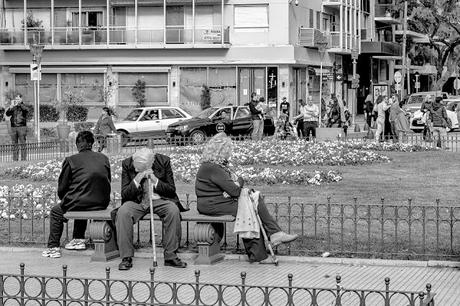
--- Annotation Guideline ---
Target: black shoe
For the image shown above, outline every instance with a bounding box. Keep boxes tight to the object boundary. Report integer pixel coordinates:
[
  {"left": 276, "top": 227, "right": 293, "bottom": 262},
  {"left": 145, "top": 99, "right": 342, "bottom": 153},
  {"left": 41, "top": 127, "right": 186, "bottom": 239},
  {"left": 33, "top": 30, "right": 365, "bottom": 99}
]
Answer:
[
  {"left": 164, "top": 258, "right": 187, "bottom": 268},
  {"left": 118, "top": 257, "right": 133, "bottom": 270}
]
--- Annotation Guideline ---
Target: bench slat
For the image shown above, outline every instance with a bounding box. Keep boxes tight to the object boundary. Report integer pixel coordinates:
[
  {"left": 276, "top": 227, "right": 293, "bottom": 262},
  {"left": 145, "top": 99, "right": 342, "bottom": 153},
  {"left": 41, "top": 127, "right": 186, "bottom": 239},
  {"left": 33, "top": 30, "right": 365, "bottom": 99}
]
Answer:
[{"left": 64, "top": 208, "right": 235, "bottom": 222}]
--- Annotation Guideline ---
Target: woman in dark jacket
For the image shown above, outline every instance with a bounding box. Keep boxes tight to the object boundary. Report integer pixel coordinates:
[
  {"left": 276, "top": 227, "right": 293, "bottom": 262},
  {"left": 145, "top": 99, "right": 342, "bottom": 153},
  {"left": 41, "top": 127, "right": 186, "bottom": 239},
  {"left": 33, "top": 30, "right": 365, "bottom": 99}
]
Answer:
[
  {"left": 195, "top": 133, "right": 298, "bottom": 263},
  {"left": 94, "top": 107, "right": 117, "bottom": 152}
]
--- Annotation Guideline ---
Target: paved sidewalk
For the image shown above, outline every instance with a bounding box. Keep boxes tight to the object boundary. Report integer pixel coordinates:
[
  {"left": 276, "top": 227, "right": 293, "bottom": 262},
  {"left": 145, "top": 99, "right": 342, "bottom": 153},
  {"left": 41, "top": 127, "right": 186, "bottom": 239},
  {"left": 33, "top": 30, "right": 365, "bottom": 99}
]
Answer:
[{"left": 0, "top": 247, "right": 459, "bottom": 304}]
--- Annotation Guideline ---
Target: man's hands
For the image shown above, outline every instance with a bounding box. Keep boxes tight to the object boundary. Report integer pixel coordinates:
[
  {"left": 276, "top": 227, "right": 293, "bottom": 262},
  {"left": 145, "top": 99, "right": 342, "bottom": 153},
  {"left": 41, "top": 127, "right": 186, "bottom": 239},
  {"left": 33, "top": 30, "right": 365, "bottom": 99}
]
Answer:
[{"left": 134, "top": 169, "right": 159, "bottom": 186}]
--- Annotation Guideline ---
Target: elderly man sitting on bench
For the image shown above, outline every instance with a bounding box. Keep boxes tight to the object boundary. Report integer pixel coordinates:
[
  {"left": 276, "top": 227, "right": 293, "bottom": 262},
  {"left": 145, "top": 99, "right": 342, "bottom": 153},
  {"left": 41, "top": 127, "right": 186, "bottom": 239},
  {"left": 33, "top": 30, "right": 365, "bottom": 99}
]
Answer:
[
  {"left": 42, "top": 131, "right": 112, "bottom": 258},
  {"left": 114, "top": 147, "right": 189, "bottom": 270}
]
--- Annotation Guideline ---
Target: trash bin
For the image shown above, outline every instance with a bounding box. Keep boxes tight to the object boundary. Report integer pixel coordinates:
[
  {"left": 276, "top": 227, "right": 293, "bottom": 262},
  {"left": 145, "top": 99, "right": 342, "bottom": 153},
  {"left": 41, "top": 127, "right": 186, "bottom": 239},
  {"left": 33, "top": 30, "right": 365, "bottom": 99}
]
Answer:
[{"left": 106, "top": 133, "right": 121, "bottom": 154}]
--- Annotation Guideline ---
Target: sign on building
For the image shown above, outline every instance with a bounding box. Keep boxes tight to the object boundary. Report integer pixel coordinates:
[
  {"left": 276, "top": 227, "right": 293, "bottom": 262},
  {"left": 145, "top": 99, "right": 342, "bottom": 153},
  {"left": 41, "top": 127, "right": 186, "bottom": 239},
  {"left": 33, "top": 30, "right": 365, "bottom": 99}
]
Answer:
[{"left": 202, "top": 29, "right": 222, "bottom": 41}]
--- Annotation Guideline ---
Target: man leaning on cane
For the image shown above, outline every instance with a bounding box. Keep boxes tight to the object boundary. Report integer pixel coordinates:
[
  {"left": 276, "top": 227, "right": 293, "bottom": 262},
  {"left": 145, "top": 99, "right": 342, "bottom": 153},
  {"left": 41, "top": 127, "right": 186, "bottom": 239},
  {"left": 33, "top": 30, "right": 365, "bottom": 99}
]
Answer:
[{"left": 114, "top": 147, "right": 189, "bottom": 270}]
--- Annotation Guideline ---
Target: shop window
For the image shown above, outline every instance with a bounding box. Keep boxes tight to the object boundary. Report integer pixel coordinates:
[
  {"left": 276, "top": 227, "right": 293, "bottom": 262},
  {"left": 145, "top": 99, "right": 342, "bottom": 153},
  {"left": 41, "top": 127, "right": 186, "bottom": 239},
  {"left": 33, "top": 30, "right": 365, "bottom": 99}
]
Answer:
[
  {"left": 15, "top": 73, "right": 57, "bottom": 104},
  {"left": 61, "top": 73, "right": 104, "bottom": 103},
  {"left": 118, "top": 72, "right": 168, "bottom": 105}
]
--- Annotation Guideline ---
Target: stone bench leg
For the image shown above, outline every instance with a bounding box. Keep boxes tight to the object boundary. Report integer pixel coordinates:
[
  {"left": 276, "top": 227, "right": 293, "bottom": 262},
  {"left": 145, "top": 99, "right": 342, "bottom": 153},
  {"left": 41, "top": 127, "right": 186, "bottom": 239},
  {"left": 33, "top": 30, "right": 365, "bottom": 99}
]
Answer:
[
  {"left": 88, "top": 221, "right": 120, "bottom": 262},
  {"left": 193, "top": 222, "right": 225, "bottom": 265}
]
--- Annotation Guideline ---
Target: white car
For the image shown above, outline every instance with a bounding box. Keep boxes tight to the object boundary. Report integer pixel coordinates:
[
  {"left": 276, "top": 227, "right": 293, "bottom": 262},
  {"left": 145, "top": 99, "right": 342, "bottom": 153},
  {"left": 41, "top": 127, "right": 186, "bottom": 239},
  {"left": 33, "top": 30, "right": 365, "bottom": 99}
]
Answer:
[
  {"left": 115, "top": 106, "right": 192, "bottom": 142},
  {"left": 410, "top": 108, "right": 459, "bottom": 132}
]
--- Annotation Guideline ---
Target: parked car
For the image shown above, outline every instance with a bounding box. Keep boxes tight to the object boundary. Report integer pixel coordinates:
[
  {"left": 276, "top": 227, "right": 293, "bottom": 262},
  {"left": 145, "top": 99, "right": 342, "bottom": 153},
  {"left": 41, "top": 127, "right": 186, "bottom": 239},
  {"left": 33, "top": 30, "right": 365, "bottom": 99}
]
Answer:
[
  {"left": 166, "top": 105, "right": 276, "bottom": 144},
  {"left": 114, "top": 106, "right": 192, "bottom": 143},
  {"left": 403, "top": 91, "right": 449, "bottom": 115},
  {"left": 409, "top": 96, "right": 460, "bottom": 132}
]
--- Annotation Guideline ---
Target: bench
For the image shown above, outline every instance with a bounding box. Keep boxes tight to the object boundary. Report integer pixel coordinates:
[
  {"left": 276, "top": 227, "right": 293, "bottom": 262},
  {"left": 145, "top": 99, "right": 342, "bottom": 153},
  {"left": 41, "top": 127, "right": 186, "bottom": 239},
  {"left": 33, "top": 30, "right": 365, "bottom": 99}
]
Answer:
[{"left": 63, "top": 208, "right": 235, "bottom": 265}]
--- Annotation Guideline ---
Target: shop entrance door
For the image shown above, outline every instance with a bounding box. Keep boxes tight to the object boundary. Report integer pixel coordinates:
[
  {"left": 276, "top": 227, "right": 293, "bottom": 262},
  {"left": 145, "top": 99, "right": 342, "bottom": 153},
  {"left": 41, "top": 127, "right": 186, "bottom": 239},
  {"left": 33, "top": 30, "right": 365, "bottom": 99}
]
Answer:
[{"left": 238, "top": 68, "right": 266, "bottom": 105}]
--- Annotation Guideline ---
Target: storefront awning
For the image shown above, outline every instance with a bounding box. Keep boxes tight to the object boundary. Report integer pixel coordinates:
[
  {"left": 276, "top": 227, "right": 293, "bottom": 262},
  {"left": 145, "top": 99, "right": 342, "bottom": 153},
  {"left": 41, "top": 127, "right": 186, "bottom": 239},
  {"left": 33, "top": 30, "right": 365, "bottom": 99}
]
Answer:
[{"left": 110, "top": 0, "right": 223, "bottom": 6}]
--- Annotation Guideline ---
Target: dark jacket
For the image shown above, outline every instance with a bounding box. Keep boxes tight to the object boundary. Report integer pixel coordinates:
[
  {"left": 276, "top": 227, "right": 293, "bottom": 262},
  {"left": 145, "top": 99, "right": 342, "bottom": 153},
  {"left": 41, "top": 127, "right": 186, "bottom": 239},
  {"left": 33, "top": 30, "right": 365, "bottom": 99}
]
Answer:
[
  {"left": 94, "top": 115, "right": 117, "bottom": 136},
  {"left": 195, "top": 162, "right": 244, "bottom": 216},
  {"left": 121, "top": 153, "right": 187, "bottom": 212},
  {"left": 430, "top": 102, "right": 448, "bottom": 128},
  {"left": 58, "top": 149, "right": 111, "bottom": 213},
  {"left": 5, "top": 103, "right": 28, "bottom": 127},
  {"left": 249, "top": 100, "right": 263, "bottom": 120}
]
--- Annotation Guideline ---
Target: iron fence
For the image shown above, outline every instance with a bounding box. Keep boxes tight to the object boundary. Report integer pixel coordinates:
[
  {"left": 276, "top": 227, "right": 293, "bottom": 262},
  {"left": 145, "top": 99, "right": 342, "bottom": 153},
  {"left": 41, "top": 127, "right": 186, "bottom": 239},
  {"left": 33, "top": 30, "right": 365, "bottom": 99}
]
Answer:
[
  {"left": 1, "top": 193, "right": 459, "bottom": 260},
  {"left": 0, "top": 135, "right": 256, "bottom": 162},
  {"left": 0, "top": 263, "right": 435, "bottom": 306}
]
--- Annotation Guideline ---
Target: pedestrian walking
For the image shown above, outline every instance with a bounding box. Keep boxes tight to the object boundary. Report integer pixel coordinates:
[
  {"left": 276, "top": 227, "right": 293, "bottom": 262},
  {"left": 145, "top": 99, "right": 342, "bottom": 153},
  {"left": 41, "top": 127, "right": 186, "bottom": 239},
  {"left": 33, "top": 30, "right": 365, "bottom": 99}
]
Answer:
[
  {"left": 249, "top": 93, "right": 264, "bottom": 141},
  {"left": 94, "top": 106, "right": 117, "bottom": 152},
  {"left": 364, "top": 92, "right": 374, "bottom": 129},
  {"left": 280, "top": 97, "right": 290, "bottom": 118},
  {"left": 373, "top": 95, "right": 392, "bottom": 142},
  {"left": 430, "top": 97, "right": 449, "bottom": 149},
  {"left": 294, "top": 99, "right": 305, "bottom": 138},
  {"left": 294, "top": 95, "right": 319, "bottom": 141},
  {"left": 5, "top": 94, "right": 28, "bottom": 161}
]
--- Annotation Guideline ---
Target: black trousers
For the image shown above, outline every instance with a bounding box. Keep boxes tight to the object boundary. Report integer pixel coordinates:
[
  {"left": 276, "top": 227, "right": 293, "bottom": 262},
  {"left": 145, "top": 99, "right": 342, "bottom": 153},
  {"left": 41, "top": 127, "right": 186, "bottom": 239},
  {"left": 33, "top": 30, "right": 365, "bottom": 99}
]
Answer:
[
  {"left": 303, "top": 121, "right": 317, "bottom": 141},
  {"left": 296, "top": 119, "right": 304, "bottom": 138},
  {"left": 47, "top": 204, "right": 87, "bottom": 248}
]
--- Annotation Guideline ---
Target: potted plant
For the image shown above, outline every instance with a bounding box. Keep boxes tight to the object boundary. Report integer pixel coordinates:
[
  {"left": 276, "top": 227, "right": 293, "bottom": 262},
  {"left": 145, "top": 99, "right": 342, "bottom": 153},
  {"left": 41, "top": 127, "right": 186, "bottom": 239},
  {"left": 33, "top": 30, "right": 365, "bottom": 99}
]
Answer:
[
  {"left": 22, "top": 11, "right": 44, "bottom": 44},
  {"left": 132, "top": 78, "right": 146, "bottom": 107}
]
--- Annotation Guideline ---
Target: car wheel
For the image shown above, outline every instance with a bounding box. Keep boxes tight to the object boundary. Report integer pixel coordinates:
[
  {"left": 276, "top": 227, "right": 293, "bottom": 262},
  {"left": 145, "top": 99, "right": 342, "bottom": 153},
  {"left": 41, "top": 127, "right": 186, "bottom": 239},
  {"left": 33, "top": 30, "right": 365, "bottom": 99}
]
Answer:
[
  {"left": 189, "top": 130, "right": 206, "bottom": 145},
  {"left": 118, "top": 130, "right": 130, "bottom": 147}
]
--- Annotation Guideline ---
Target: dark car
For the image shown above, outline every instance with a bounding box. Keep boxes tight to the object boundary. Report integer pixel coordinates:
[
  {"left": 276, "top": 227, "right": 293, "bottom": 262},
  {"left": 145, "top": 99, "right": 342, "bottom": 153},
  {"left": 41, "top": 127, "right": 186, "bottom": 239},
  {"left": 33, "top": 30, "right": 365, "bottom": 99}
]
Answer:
[{"left": 166, "top": 105, "right": 275, "bottom": 144}]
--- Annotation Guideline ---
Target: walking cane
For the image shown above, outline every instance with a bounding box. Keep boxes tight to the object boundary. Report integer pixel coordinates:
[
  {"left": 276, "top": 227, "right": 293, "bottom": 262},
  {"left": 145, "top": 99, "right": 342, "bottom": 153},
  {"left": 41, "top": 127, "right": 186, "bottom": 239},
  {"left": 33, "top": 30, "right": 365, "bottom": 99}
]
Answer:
[
  {"left": 148, "top": 177, "right": 158, "bottom": 267},
  {"left": 250, "top": 190, "right": 278, "bottom": 266}
]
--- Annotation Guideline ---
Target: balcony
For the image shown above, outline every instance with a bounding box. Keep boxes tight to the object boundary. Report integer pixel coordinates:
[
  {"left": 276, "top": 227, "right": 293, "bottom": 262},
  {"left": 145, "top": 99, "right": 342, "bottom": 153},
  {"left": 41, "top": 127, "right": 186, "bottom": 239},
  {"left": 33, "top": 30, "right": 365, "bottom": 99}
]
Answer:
[
  {"left": 0, "top": 26, "right": 231, "bottom": 49},
  {"left": 327, "top": 31, "right": 358, "bottom": 54},
  {"left": 322, "top": 0, "right": 342, "bottom": 9},
  {"left": 361, "top": 41, "right": 402, "bottom": 56},
  {"left": 298, "top": 28, "right": 325, "bottom": 48},
  {"left": 375, "top": 4, "right": 400, "bottom": 24}
]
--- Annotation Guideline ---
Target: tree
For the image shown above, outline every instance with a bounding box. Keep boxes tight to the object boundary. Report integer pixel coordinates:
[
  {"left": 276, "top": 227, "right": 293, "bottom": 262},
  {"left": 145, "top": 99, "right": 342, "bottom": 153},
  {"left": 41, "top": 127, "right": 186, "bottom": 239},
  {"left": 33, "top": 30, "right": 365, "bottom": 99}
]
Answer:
[
  {"left": 400, "top": 0, "right": 460, "bottom": 89},
  {"left": 132, "top": 79, "right": 146, "bottom": 107}
]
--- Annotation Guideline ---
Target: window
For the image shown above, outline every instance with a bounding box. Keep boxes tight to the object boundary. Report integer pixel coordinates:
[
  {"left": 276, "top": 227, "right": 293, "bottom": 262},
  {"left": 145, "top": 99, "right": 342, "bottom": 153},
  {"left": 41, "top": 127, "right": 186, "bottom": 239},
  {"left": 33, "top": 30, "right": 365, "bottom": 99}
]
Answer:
[
  {"left": 161, "top": 108, "right": 185, "bottom": 119},
  {"left": 234, "top": 5, "right": 268, "bottom": 28},
  {"left": 61, "top": 73, "right": 104, "bottom": 103},
  {"left": 309, "top": 9, "right": 314, "bottom": 28},
  {"left": 140, "top": 109, "right": 159, "bottom": 121},
  {"left": 72, "top": 11, "right": 104, "bottom": 28},
  {"left": 235, "top": 107, "right": 250, "bottom": 119},
  {"left": 118, "top": 73, "right": 168, "bottom": 105},
  {"left": 316, "top": 11, "right": 321, "bottom": 29},
  {"left": 15, "top": 74, "right": 57, "bottom": 104}
]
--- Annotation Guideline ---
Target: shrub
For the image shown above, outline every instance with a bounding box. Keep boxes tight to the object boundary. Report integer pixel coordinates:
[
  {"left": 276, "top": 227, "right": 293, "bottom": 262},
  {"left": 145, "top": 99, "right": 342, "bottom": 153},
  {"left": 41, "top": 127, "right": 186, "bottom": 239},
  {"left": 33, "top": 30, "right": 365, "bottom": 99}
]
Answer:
[
  {"left": 23, "top": 103, "right": 34, "bottom": 121},
  {"left": 41, "top": 127, "right": 56, "bottom": 138},
  {"left": 74, "top": 122, "right": 94, "bottom": 132},
  {"left": 67, "top": 105, "right": 88, "bottom": 122},
  {"left": 40, "top": 104, "right": 59, "bottom": 122},
  {"left": 132, "top": 79, "right": 146, "bottom": 107}
]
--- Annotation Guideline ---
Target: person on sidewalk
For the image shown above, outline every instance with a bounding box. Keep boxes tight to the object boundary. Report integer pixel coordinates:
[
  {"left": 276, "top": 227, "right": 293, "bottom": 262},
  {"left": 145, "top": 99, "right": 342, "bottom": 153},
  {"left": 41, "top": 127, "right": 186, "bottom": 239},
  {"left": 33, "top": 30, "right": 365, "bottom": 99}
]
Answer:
[
  {"left": 42, "top": 131, "right": 111, "bottom": 258},
  {"left": 430, "top": 97, "right": 449, "bottom": 149},
  {"left": 5, "top": 94, "right": 29, "bottom": 161},
  {"left": 373, "top": 95, "right": 392, "bottom": 142},
  {"left": 294, "top": 99, "right": 305, "bottom": 138},
  {"left": 280, "top": 97, "right": 290, "bottom": 118},
  {"left": 249, "top": 93, "right": 264, "bottom": 141},
  {"left": 114, "top": 147, "right": 189, "bottom": 270},
  {"left": 364, "top": 92, "right": 374, "bottom": 130},
  {"left": 195, "top": 133, "right": 298, "bottom": 264},
  {"left": 295, "top": 95, "right": 319, "bottom": 141},
  {"left": 94, "top": 107, "right": 117, "bottom": 153}
]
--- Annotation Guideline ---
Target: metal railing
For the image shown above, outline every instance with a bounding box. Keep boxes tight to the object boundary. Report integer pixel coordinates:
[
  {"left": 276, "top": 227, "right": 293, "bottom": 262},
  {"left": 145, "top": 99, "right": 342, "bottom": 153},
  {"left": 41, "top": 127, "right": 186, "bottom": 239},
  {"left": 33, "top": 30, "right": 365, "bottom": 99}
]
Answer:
[
  {"left": 1, "top": 194, "right": 459, "bottom": 260},
  {"left": 0, "top": 263, "right": 435, "bottom": 305},
  {"left": 0, "top": 26, "right": 230, "bottom": 47}
]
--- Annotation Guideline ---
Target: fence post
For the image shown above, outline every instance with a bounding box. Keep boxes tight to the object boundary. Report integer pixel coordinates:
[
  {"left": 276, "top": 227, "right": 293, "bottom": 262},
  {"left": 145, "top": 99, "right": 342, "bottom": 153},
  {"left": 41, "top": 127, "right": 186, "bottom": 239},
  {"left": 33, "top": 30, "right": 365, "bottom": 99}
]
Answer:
[
  {"left": 423, "top": 283, "right": 435, "bottom": 306},
  {"left": 19, "top": 263, "right": 25, "bottom": 306},
  {"left": 327, "top": 197, "right": 331, "bottom": 251},
  {"left": 62, "top": 265, "right": 67, "bottom": 306},
  {"left": 287, "top": 274, "right": 293, "bottom": 306},
  {"left": 384, "top": 277, "right": 390, "bottom": 306},
  {"left": 335, "top": 275, "right": 342, "bottom": 306},
  {"left": 408, "top": 199, "right": 412, "bottom": 253},
  {"left": 195, "top": 270, "right": 200, "bottom": 306},
  {"left": 240, "top": 272, "right": 247, "bottom": 306},
  {"left": 353, "top": 198, "right": 358, "bottom": 253},
  {"left": 105, "top": 267, "right": 111, "bottom": 306},
  {"left": 380, "top": 198, "right": 385, "bottom": 253},
  {"left": 0, "top": 273, "right": 4, "bottom": 306},
  {"left": 435, "top": 199, "right": 440, "bottom": 258}
]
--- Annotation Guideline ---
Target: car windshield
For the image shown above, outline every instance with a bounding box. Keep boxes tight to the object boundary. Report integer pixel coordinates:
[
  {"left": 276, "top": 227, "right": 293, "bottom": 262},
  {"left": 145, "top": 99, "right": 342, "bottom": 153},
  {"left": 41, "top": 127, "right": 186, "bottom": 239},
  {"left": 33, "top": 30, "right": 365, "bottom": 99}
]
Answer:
[
  {"left": 125, "top": 109, "right": 143, "bottom": 121},
  {"left": 407, "top": 95, "right": 425, "bottom": 105},
  {"left": 196, "top": 107, "right": 219, "bottom": 119}
]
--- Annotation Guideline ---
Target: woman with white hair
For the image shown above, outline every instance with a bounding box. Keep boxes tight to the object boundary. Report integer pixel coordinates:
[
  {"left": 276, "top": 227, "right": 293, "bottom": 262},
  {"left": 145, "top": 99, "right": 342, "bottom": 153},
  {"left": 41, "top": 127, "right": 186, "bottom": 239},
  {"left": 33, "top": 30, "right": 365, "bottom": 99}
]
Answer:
[{"left": 195, "top": 133, "right": 298, "bottom": 264}]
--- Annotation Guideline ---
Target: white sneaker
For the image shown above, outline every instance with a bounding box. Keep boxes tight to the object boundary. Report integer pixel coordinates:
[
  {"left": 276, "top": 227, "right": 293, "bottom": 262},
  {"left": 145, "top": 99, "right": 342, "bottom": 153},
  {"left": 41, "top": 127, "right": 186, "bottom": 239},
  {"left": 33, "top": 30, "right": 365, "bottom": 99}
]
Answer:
[
  {"left": 64, "top": 239, "right": 87, "bottom": 250},
  {"left": 42, "top": 247, "right": 61, "bottom": 258}
]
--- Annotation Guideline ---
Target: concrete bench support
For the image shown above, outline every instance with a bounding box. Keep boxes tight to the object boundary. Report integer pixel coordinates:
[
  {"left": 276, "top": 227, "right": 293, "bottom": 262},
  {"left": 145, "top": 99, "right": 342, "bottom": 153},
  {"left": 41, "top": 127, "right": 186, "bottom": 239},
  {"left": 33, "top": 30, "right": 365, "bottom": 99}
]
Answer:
[
  {"left": 194, "top": 222, "right": 225, "bottom": 265},
  {"left": 88, "top": 221, "right": 119, "bottom": 262}
]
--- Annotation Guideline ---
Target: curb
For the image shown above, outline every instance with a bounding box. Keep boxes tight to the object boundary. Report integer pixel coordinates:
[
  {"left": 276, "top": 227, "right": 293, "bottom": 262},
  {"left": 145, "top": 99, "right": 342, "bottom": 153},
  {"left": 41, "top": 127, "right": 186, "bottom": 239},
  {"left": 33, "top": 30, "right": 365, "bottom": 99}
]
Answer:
[{"left": 1, "top": 246, "right": 459, "bottom": 268}]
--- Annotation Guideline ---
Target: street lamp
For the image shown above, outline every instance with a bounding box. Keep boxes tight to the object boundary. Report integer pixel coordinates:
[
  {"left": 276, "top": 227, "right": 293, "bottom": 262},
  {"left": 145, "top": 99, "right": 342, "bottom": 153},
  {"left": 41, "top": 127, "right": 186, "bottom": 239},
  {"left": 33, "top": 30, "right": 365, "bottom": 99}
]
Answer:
[
  {"left": 317, "top": 38, "right": 328, "bottom": 128},
  {"left": 29, "top": 43, "right": 44, "bottom": 143}
]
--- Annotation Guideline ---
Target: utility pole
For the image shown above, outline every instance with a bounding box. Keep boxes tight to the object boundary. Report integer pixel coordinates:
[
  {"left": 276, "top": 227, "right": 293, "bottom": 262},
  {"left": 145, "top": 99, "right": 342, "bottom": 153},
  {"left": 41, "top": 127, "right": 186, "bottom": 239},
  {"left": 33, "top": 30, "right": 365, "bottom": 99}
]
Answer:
[{"left": 401, "top": 0, "right": 408, "bottom": 98}]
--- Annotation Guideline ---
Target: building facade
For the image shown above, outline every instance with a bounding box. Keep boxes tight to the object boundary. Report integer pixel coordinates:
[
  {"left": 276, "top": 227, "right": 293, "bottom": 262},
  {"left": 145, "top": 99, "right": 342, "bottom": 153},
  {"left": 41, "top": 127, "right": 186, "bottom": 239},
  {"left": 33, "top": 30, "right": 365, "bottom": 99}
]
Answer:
[{"left": 0, "top": 0, "right": 365, "bottom": 119}]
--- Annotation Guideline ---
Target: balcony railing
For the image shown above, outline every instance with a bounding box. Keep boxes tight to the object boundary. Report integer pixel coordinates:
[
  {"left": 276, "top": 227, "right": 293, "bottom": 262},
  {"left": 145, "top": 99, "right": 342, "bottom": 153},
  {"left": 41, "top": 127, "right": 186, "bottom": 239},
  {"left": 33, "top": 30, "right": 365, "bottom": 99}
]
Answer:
[{"left": 0, "top": 25, "right": 230, "bottom": 47}]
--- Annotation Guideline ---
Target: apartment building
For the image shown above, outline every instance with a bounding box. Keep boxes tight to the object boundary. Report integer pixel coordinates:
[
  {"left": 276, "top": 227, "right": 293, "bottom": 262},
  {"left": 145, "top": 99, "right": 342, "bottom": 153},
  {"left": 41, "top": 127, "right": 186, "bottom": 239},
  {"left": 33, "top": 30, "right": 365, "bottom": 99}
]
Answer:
[{"left": 0, "top": 0, "right": 364, "bottom": 119}]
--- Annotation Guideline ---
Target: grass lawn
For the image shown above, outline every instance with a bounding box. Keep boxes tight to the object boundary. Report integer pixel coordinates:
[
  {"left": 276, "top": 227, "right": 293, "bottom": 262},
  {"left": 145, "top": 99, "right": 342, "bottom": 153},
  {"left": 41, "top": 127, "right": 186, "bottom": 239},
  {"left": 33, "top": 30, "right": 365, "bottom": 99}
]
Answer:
[{"left": 1, "top": 148, "right": 459, "bottom": 259}]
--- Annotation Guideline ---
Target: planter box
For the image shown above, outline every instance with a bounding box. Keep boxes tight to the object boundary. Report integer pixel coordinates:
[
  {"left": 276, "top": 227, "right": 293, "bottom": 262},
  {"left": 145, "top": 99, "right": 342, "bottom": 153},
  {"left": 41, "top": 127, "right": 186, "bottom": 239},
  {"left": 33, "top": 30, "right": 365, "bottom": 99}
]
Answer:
[{"left": 316, "top": 127, "right": 343, "bottom": 141}]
